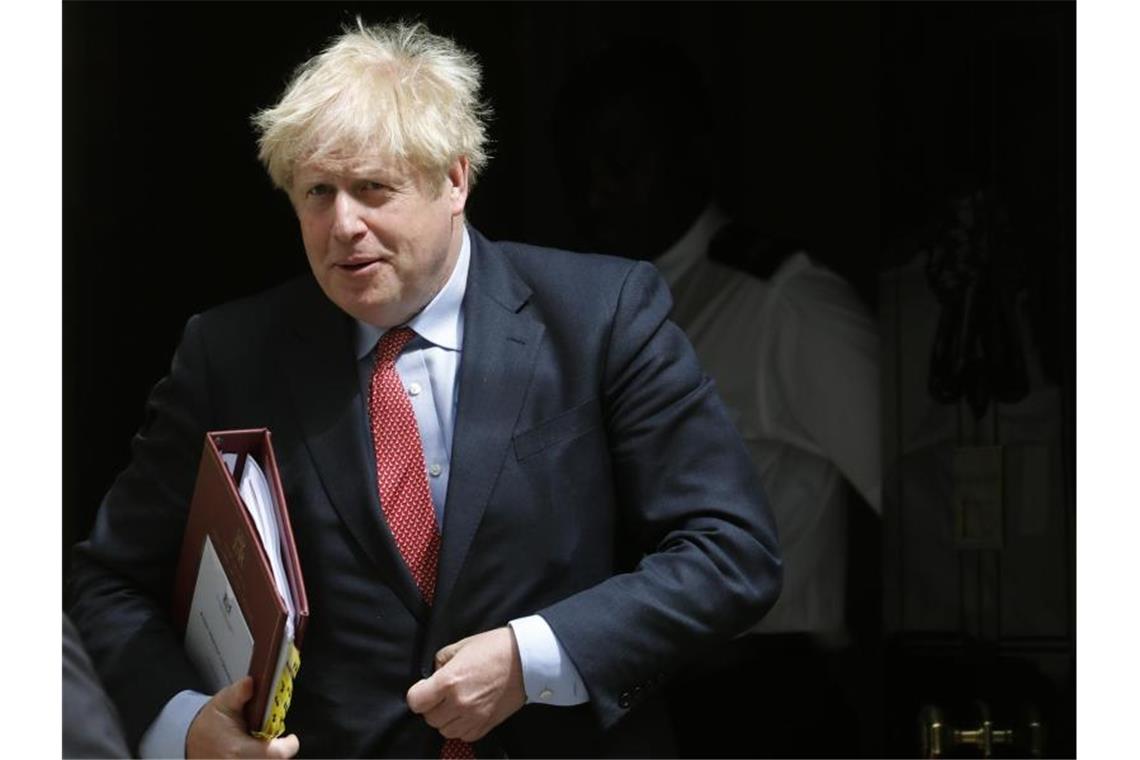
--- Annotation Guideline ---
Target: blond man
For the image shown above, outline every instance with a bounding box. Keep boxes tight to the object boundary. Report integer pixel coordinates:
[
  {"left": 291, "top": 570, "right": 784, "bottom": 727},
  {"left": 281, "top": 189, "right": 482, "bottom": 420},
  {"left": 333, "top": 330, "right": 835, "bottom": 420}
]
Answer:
[{"left": 69, "top": 21, "right": 781, "bottom": 758}]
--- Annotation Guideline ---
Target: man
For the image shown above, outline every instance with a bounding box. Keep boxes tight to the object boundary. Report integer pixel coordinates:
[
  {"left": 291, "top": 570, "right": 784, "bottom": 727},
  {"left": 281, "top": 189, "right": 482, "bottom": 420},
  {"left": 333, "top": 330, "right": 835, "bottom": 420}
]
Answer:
[
  {"left": 63, "top": 613, "right": 130, "bottom": 759},
  {"left": 554, "top": 41, "right": 881, "bottom": 757},
  {"left": 67, "top": 20, "right": 781, "bottom": 759}
]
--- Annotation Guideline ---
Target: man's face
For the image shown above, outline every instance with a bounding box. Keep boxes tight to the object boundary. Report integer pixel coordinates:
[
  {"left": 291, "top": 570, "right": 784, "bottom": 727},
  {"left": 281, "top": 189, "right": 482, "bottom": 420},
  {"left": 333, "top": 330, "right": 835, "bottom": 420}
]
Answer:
[{"left": 291, "top": 155, "right": 469, "bottom": 327}]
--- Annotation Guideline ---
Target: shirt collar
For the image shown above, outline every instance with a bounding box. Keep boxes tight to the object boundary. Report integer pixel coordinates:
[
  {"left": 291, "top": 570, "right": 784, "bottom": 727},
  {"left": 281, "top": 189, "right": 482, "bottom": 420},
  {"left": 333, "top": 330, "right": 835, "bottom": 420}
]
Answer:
[
  {"left": 653, "top": 203, "right": 730, "bottom": 288},
  {"left": 354, "top": 224, "right": 470, "bottom": 359}
]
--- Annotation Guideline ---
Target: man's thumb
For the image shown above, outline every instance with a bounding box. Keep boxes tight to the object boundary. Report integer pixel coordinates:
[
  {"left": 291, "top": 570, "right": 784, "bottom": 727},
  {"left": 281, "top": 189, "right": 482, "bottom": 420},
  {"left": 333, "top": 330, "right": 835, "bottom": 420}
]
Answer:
[
  {"left": 434, "top": 643, "right": 459, "bottom": 669},
  {"left": 435, "top": 633, "right": 475, "bottom": 669},
  {"left": 217, "top": 675, "right": 254, "bottom": 714}
]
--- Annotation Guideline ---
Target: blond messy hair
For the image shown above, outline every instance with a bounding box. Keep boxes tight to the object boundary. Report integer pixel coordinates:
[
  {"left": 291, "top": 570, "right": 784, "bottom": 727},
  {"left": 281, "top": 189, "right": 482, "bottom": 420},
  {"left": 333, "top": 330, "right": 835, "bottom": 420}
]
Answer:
[{"left": 252, "top": 19, "right": 491, "bottom": 193}]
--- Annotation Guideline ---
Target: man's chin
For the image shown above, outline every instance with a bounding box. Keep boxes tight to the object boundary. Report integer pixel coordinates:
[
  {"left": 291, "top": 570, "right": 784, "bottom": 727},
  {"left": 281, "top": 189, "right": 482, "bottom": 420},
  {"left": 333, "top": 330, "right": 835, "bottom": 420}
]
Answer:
[
  {"left": 343, "top": 298, "right": 417, "bottom": 330},
  {"left": 318, "top": 282, "right": 403, "bottom": 328}
]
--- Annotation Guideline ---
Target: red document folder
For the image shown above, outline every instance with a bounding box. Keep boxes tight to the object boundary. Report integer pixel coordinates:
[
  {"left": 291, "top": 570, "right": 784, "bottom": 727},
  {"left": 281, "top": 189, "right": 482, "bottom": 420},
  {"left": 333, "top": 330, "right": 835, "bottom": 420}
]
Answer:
[{"left": 171, "top": 429, "right": 309, "bottom": 737}]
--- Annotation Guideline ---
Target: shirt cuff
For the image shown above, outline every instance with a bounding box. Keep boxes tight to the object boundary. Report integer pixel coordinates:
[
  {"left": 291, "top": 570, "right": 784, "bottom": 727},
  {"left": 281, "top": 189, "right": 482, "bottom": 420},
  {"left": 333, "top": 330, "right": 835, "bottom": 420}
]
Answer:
[
  {"left": 138, "top": 689, "right": 210, "bottom": 759},
  {"left": 508, "top": 615, "right": 588, "bottom": 706}
]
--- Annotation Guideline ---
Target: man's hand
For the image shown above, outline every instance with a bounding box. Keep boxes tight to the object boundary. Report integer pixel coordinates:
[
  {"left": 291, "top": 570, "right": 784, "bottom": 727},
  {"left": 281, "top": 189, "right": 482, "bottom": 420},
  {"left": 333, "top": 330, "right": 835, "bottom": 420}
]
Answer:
[
  {"left": 406, "top": 627, "right": 527, "bottom": 743},
  {"left": 186, "top": 676, "right": 300, "bottom": 759}
]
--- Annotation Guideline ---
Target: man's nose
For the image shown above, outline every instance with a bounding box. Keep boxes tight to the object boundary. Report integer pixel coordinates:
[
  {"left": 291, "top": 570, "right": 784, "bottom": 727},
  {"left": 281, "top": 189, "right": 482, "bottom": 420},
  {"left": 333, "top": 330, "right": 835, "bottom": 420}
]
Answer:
[{"left": 331, "top": 192, "right": 368, "bottom": 242}]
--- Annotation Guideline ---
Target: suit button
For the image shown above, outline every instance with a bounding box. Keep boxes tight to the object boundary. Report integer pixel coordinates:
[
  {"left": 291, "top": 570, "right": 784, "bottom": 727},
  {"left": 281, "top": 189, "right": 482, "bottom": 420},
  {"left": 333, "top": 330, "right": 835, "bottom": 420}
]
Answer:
[{"left": 618, "top": 691, "right": 632, "bottom": 709}]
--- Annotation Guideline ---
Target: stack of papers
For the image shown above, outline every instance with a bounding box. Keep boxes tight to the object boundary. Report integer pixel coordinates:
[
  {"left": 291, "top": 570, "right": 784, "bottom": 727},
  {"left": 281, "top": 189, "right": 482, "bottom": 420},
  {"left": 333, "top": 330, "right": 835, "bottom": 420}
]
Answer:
[{"left": 222, "top": 453, "right": 298, "bottom": 640}]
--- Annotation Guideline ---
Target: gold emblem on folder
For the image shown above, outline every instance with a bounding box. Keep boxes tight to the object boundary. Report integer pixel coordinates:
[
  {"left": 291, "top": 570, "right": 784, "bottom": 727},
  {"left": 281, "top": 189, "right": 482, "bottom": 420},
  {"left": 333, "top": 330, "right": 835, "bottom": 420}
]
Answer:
[{"left": 231, "top": 531, "right": 248, "bottom": 571}]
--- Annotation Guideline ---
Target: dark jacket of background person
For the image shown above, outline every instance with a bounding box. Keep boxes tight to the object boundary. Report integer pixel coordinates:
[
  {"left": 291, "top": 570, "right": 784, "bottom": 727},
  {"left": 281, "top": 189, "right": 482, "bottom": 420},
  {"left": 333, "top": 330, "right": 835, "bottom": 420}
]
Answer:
[{"left": 63, "top": 613, "right": 130, "bottom": 759}]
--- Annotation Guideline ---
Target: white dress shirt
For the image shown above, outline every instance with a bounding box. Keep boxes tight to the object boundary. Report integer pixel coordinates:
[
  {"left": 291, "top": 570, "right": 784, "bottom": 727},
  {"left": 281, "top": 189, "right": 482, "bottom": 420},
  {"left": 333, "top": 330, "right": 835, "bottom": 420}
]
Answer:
[
  {"left": 139, "top": 226, "right": 585, "bottom": 759},
  {"left": 655, "top": 205, "right": 881, "bottom": 638}
]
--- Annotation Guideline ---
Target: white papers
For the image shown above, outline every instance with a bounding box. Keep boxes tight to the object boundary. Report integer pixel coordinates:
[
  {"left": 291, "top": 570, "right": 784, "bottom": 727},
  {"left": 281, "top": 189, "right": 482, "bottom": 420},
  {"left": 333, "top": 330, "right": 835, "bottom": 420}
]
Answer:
[
  {"left": 237, "top": 456, "right": 296, "bottom": 638},
  {"left": 220, "top": 452, "right": 296, "bottom": 637},
  {"left": 184, "top": 536, "right": 254, "bottom": 693}
]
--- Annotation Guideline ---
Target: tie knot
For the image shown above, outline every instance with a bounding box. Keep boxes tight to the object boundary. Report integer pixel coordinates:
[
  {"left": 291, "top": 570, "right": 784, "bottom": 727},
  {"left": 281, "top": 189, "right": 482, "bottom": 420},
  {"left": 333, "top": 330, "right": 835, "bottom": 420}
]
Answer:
[{"left": 376, "top": 327, "right": 416, "bottom": 366}]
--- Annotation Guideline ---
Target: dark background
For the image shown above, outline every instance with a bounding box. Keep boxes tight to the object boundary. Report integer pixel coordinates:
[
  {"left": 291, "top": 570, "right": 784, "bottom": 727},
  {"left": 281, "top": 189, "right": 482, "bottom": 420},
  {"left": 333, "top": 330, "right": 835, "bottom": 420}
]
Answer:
[
  {"left": 64, "top": 2, "right": 1074, "bottom": 756},
  {"left": 64, "top": 1, "right": 885, "bottom": 563}
]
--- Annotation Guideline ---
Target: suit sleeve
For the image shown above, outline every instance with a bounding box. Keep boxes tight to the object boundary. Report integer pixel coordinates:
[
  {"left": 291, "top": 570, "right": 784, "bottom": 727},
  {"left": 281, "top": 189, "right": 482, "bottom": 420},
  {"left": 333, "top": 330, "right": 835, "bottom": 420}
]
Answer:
[
  {"left": 66, "top": 315, "right": 215, "bottom": 750},
  {"left": 537, "top": 261, "right": 783, "bottom": 731}
]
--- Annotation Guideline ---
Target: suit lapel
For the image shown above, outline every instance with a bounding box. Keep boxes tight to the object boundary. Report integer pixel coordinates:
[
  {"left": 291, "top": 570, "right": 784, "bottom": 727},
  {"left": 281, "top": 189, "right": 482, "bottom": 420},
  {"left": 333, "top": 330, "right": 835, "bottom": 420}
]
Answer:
[
  {"left": 282, "top": 280, "right": 429, "bottom": 622},
  {"left": 433, "top": 231, "right": 544, "bottom": 619}
]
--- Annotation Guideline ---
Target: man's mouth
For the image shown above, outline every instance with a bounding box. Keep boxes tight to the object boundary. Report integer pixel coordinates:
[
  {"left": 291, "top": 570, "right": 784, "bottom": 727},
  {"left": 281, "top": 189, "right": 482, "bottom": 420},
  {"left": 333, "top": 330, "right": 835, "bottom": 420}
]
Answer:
[{"left": 336, "top": 257, "right": 383, "bottom": 273}]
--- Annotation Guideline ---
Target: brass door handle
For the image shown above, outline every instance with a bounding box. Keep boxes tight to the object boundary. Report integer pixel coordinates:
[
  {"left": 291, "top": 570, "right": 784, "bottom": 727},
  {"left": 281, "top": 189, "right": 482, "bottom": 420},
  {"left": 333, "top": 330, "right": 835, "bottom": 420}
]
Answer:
[
  {"left": 919, "top": 702, "right": 1043, "bottom": 758},
  {"left": 919, "top": 705, "right": 948, "bottom": 758}
]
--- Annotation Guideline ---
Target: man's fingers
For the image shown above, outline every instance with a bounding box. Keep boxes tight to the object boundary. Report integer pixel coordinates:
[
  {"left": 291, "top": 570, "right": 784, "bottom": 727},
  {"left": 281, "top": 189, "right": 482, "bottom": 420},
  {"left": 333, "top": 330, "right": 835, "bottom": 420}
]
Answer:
[
  {"left": 461, "top": 725, "right": 489, "bottom": 743},
  {"left": 434, "top": 644, "right": 458, "bottom": 669},
  {"left": 422, "top": 702, "right": 460, "bottom": 730},
  {"left": 228, "top": 730, "right": 299, "bottom": 759},
  {"left": 217, "top": 676, "right": 255, "bottom": 715},
  {"left": 434, "top": 633, "right": 472, "bottom": 669},
  {"left": 438, "top": 714, "right": 487, "bottom": 743},
  {"left": 188, "top": 677, "right": 298, "bottom": 758},
  {"left": 437, "top": 713, "right": 468, "bottom": 739},
  {"left": 264, "top": 733, "right": 300, "bottom": 759},
  {"left": 407, "top": 676, "right": 446, "bottom": 715},
  {"left": 413, "top": 628, "right": 526, "bottom": 743}
]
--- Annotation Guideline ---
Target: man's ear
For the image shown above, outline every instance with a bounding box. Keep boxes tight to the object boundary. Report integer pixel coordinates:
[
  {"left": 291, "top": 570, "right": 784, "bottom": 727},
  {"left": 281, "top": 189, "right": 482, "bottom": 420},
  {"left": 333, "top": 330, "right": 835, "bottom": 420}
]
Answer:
[{"left": 446, "top": 156, "right": 470, "bottom": 215}]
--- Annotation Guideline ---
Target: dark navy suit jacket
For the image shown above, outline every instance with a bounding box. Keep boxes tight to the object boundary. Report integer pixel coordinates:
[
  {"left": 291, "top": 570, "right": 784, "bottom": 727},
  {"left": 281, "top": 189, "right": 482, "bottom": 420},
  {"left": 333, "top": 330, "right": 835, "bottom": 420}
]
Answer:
[{"left": 68, "top": 228, "right": 782, "bottom": 757}]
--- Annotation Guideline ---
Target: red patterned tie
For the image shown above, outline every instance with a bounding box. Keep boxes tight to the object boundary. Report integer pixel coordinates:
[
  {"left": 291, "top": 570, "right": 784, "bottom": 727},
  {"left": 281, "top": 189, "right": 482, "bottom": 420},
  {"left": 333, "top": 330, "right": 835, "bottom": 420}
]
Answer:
[{"left": 368, "top": 327, "right": 476, "bottom": 760}]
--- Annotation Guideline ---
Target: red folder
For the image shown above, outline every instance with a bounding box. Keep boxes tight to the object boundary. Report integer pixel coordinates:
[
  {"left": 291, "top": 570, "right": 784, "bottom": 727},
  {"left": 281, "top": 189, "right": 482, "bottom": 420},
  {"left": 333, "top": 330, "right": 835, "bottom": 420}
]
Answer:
[{"left": 171, "top": 428, "right": 309, "bottom": 737}]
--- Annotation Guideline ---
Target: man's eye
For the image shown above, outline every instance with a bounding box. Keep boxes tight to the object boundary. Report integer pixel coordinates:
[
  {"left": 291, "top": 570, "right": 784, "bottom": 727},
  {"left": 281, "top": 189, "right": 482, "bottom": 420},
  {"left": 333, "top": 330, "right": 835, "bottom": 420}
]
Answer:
[
  {"left": 306, "top": 184, "right": 332, "bottom": 198},
  {"left": 362, "top": 181, "right": 387, "bottom": 192}
]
